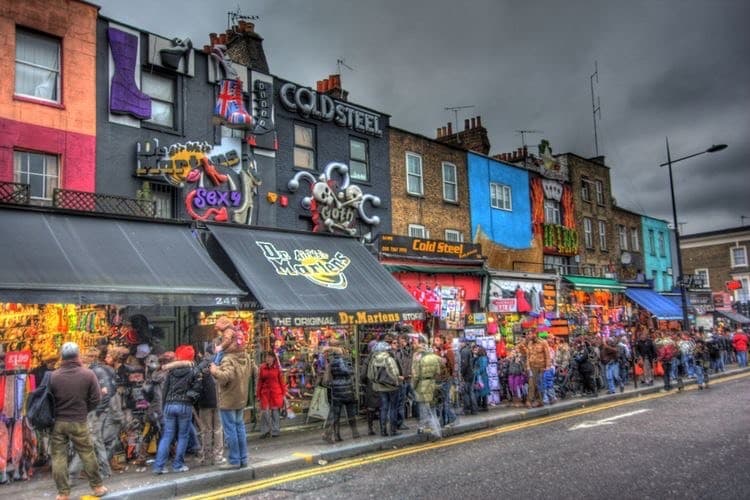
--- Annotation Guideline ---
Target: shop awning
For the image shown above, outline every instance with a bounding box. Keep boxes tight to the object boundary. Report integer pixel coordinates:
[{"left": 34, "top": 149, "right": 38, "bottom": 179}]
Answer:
[
  {"left": 206, "top": 225, "right": 425, "bottom": 325},
  {"left": 0, "top": 208, "right": 244, "bottom": 306},
  {"left": 625, "top": 288, "right": 684, "bottom": 320},
  {"left": 563, "top": 275, "right": 625, "bottom": 291},
  {"left": 715, "top": 310, "right": 750, "bottom": 325},
  {"left": 382, "top": 263, "right": 486, "bottom": 275}
]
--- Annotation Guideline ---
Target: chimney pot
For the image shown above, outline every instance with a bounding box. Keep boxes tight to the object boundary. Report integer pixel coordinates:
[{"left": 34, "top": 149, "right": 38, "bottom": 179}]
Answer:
[
  {"left": 246, "top": 22, "right": 255, "bottom": 32},
  {"left": 219, "top": 33, "right": 227, "bottom": 45},
  {"left": 464, "top": 118, "right": 470, "bottom": 130},
  {"left": 209, "top": 33, "right": 218, "bottom": 45},
  {"left": 317, "top": 80, "right": 324, "bottom": 92},
  {"left": 471, "top": 117, "right": 476, "bottom": 129},
  {"left": 203, "top": 44, "right": 211, "bottom": 53},
  {"left": 447, "top": 122, "right": 453, "bottom": 135},
  {"left": 437, "top": 127, "right": 442, "bottom": 138},
  {"left": 477, "top": 116, "right": 482, "bottom": 127},
  {"left": 332, "top": 74, "right": 341, "bottom": 89},
  {"left": 239, "top": 20, "right": 247, "bottom": 31}
]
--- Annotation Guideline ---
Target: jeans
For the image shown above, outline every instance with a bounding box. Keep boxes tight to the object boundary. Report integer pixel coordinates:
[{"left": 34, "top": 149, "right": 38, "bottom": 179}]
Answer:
[
  {"left": 439, "top": 381, "right": 456, "bottom": 425},
  {"left": 220, "top": 409, "right": 248, "bottom": 466},
  {"left": 720, "top": 351, "right": 728, "bottom": 371},
  {"left": 694, "top": 363, "right": 709, "bottom": 386},
  {"left": 378, "top": 390, "right": 399, "bottom": 433},
  {"left": 51, "top": 420, "right": 103, "bottom": 496},
  {"left": 397, "top": 381, "right": 417, "bottom": 425},
  {"left": 605, "top": 362, "right": 621, "bottom": 393},
  {"left": 462, "top": 378, "right": 479, "bottom": 412},
  {"left": 737, "top": 351, "right": 748, "bottom": 368},
  {"left": 154, "top": 402, "right": 192, "bottom": 471}
]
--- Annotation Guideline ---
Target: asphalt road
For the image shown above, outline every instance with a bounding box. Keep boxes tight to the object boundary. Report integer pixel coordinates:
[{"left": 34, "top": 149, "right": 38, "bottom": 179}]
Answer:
[{"left": 195, "top": 375, "right": 750, "bottom": 500}]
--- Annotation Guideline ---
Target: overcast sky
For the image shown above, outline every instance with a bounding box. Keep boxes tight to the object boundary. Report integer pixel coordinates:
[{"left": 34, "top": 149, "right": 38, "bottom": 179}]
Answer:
[{"left": 99, "top": 0, "right": 750, "bottom": 235}]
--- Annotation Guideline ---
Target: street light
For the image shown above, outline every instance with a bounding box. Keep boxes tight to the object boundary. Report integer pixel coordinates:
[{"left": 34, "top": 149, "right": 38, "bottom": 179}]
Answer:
[{"left": 659, "top": 140, "right": 727, "bottom": 329}]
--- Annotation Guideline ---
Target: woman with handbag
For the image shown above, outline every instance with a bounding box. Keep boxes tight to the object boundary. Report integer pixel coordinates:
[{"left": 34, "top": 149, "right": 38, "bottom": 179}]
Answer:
[{"left": 256, "top": 351, "right": 286, "bottom": 438}]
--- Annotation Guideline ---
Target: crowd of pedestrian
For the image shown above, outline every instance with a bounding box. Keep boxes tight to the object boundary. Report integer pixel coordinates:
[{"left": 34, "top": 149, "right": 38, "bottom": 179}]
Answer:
[{"left": 31, "top": 318, "right": 750, "bottom": 499}]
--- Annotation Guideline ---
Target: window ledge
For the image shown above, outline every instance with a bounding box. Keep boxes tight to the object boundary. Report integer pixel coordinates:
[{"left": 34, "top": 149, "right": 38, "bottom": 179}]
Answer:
[
  {"left": 407, "top": 192, "right": 425, "bottom": 198},
  {"left": 142, "top": 122, "right": 181, "bottom": 136},
  {"left": 13, "top": 94, "right": 64, "bottom": 109},
  {"left": 443, "top": 199, "right": 459, "bottom": 206}
]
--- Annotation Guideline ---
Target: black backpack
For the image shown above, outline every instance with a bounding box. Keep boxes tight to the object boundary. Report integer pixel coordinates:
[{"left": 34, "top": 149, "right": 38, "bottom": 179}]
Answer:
[{"left": 27, "top": 372, "right": 56, "bottom": 430}]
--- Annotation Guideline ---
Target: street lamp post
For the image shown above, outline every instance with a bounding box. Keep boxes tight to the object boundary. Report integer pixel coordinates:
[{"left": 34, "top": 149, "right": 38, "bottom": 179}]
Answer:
[{"left": 660, "top": 139, "right": 727, "bottom": 329}]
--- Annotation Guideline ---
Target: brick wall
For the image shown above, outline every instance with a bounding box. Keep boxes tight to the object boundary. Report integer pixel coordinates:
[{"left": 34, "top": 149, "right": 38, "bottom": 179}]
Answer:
[
  {"left": 565, "top": 154, "right": 618, "bottom": 274},
  {"left": 389, "top": 127, "right": 471, "bottom": 240},
  {"left": 682, "top": 237, "right": 750, "bottom": 293},
  {"left": 611, "top": 207, "right": 643, "bottom": 280}
]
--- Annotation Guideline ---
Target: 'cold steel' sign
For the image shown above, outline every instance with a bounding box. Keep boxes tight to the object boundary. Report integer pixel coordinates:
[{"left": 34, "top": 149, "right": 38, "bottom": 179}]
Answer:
[{"left": 378, "top": 234, "right": 483, "bottom": 261}]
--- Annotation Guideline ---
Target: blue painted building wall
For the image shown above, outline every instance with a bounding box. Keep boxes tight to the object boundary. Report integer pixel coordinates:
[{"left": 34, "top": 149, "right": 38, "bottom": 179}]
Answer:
[
  {"left": 641, "top": 215, "right": 673, "bottom": 292},
  {"left": 467, "top": 152, "right": 532, "bottom": 249}
]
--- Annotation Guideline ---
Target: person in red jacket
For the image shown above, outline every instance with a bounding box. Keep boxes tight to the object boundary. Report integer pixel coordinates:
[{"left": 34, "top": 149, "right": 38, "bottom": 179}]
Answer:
[
  {"left": 256, "top": 351, "right": 286, "bottom": 438},
  {"left": 732, "top": 328, "right": 748, "bottom": 368}
]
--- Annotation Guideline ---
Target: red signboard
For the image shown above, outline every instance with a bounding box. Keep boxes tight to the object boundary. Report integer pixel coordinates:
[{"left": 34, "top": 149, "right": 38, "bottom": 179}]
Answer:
[
  {"left": 726, "top": 280, "right": 743, "bottom": 291},
  {"left": 5, "top": 350, "right": 32, "bottom": 371}
]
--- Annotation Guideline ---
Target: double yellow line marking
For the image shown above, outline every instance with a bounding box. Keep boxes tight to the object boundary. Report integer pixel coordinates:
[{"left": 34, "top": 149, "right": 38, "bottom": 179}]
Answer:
[{"left": 184, "top": 371, "right": 749, "bottom": 500}]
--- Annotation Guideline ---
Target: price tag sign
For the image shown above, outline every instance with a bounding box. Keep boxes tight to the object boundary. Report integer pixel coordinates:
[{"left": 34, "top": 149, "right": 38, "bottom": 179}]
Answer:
[{"left": 5, "top": 350, "right": 32, "bottom": 371}]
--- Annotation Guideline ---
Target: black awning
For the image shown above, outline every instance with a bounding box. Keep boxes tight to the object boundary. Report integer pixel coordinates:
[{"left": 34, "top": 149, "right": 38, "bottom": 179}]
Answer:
[
  {"left": 715, "top": 310, "right": 750, "bottom": 325},
  {"left": 206, "top": 224, "right": 425, "bottom": 326},
  {"left": 0, "top": 208, "right": 244, "bottom": 306}
]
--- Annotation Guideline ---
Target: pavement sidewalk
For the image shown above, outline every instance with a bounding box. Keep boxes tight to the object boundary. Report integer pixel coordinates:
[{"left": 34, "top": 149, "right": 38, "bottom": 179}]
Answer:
[{"left": 6, "top": 366, "right": 748, "bottom": 500}]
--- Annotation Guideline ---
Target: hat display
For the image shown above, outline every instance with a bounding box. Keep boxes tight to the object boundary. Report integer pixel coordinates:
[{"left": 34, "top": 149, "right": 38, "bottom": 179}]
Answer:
[{"left": 135, "top": 343, "right": 151, "bottom": 359}]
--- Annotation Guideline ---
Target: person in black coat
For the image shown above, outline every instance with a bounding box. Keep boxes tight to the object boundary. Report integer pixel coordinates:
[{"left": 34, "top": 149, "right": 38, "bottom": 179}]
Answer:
[
  {"left": 196, "top": 343, "right": 224, "bottom": 466},
  {"left": 322, "top": 342, "right": 360, "bottom": 443}
]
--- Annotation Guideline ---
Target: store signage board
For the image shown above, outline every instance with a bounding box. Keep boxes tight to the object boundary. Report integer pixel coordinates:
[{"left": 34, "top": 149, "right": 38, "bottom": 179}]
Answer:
[
  {"left": 6, "top": 350, "right": 32, "bottom": 371},
  {"left": 489, "top": 278, "right": 549, "bottom": 314},
  {"left": 268, "top": 310, "right": 424, "bottom": 327},
  {"left": 378, "top": 234, "right": 483, "bottom": 261}
]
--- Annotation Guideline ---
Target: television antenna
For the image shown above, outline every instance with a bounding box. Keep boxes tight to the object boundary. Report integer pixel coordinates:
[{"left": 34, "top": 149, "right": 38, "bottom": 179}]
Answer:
[
  {"left": 444, "top": 105, "right": 475, "bottom": 142},
  {"left": 337, "top": 58, "right": 354, "bottom": 74},
  {"left": 590, "top": 61, "right": 602, "bottom": 156},
  {"left": 515, "top": 130, "right": 543, "bottom": 150},
  {"left": 227, "top": 6, "right": 259, "bottom": 30}
]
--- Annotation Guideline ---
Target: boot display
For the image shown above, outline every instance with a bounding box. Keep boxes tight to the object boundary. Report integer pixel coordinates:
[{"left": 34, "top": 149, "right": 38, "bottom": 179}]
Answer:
[
  {"left": 214, "top": 79, "right": 252, "bottom": 129},
  {"left": 107, "top": 27, "right": 152, "bottom": 120}
]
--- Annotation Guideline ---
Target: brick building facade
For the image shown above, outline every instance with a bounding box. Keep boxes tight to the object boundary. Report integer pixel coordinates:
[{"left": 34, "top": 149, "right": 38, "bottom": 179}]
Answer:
[
  {"left": 611, "top": 206, "right": 644, "bottom": 281},
  {"left": 389, "top": 126, "right": 470, "bottom": 241}
]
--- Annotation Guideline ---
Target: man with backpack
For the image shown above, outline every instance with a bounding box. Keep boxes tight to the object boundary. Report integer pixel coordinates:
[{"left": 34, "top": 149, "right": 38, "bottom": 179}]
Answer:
[
  {"left": 48, "top": 342, "right": 109, "bottom": 500},
  {"left": 366, "top": 341, "right": 402, "bottom": 436}
]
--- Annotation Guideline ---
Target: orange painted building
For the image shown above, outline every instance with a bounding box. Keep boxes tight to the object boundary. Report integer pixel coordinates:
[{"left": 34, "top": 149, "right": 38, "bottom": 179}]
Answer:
[{"left": 0, "top": 0, "right": 98, "bottom": 200}]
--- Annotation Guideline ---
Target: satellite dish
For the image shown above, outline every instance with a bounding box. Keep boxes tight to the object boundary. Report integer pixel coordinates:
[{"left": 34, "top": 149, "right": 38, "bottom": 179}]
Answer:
[{"left": 620, "top": 251, "right": 632, "bottom": 265}]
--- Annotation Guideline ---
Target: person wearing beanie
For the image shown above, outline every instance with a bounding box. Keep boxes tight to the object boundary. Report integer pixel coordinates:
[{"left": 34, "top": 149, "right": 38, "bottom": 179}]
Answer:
[
  {"left": 152, "top": 344, "right": 201, "bottom": 475},
  {"left": 48, "top": 342, "right": 109, "bottom": 499}
]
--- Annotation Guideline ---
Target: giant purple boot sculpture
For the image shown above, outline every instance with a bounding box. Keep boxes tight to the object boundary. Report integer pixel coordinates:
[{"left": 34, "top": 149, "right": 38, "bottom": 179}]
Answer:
[{"left": 108, "top": 27, "right": 152, "bottom": 120}]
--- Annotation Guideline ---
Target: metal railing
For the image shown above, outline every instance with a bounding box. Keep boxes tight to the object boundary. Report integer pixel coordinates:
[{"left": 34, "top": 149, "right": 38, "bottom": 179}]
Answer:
[
  {"left": 53, "top": 188, "right": 157, "bottom": 218},
  {"left": 0, "top": 181, "right": 31, "bottom": 205}
]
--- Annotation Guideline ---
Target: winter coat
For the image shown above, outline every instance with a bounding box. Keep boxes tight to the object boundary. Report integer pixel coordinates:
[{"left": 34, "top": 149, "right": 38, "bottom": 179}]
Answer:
[
  {"left": 413, "top": 351, "right": 445, "bottom": 404},
  {"left": 213, "top": 351, "right": 253, "bottom": 410},
  {"left": 635, "top": 338, "right": 657, "bottom": 360},
  {"left": 600, "top": 344, "right": 619, "bottom": 364},
  {"left": 555, "top": 344, "right": 571, "bottom": 370},
  {"left": 161, "top": 360, "right": 201, "bottom": 406},
  {"left": 327, "top": 350, "right": 355, "bottom": 403},
  {"left": 360, "top": 353, "right": 381, "bottom": 409},
  {"left": 526, "top": 339, "right": 551, "bottom": 370},
  {"left": 573, "top": 346, "right": 594, "bottom": 373},
  {"left": 657, "top": 343, "right": 678, "bottom": 363},
  {"left": 732, "top": 331, "right": 748, "bottom": 352},
  {"left": 196, "top": 364, "right": 218, "bottom": 409},
  {"left": 459, "top": 345, "right": 474, "bottom": 382},
  {"left": 89, "top": 361, "right": 116, "bottom": 415},
  {"left": 49, "top": 359, "right": 100, "bottom": 423},
  {"left": 256, "top": 361, "right": 286, "bottom": 410},
  {"left": 395, "top": 346, "right": 412, "bottom": 380},
  {"left": 143, "top": 368, "right": 166, "bottom": 417},
  {"left": 367, "top": 351, "right": 400, "bottom": 393},
  {"left": 473, "top": 354, "right": 490, "bottom": 398}
]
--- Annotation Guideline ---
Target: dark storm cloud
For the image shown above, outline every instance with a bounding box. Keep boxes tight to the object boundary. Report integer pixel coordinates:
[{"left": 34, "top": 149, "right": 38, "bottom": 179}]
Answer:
[{"left": 98, "top": 0, "right": 750, "bottom": 234}]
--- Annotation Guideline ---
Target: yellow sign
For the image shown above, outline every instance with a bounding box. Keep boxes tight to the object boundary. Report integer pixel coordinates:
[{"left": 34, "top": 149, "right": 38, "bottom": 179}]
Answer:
[{"left": 256, "top": 241, "right": 350, "bottom": 289}]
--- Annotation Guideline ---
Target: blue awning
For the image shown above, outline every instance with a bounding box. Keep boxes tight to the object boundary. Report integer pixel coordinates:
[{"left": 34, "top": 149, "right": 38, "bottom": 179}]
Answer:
[{"left": 625, "top": 288, "right": 684, "bottom": 320}]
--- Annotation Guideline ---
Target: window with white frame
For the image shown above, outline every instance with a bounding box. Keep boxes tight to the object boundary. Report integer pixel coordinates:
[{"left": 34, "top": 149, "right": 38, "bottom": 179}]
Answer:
[
  {"left": 648, "top": 229, "right": 656, "bottom": 256},
  {"left": 408, "top": 224, "right": 427, "bottom": 238},
  {"left": 142, "top": 72, "right": 175, "bottom": 128},
  {"left": 349, "top": 138, "right": 368, "bottom": 181},
  {"left": 581, "top": 179, "right": 591, "bottom": 202},
  {"left": 736, "top": 275, "right": 750, "bottom": 302},
  {"left": 14, "top": 150, "right": 59, "bottom": 202},
  {"left": 694, "top": 268, "right": 710, "bottom": 288},
  {"left": 657, "top": 231, "right": 666, "bottom": 257},
  {"left": 442, "top": 162, "right": 457, "bottom": 202},
  {"left": 544, "top": 199, "right": 561, "bottom": 225},
  {"left": 618, "top": 225, "right": 628, "bottom": 250},
  {"left": 731, "top": 246, "right": 747, "bottom": 267},
  {"left": 406, "top": 153, "right": 423, "bottom": 195},
  {"left": 598, "top": 220, "right": 607, "bottom": 251},
  {"left": 294, "top": 123, "right": 315, "bottom": 169},
  {"left": 444, "top": 229, "right": 463, "bottom": 242},
  {"left": 583, "top": 218, "right": 593, "bottom": 248},
  {"left": 631, "top": 227, "right": 640, "bottom": 252},
  {"left": 595, "top": 180, "right": 604, "bottom": 205},
  {"left": 490, "top": 183, "right": 512, "bottom": 211},
  {"left": 15, "top": 28, "right": 61, "bottom": 102}
]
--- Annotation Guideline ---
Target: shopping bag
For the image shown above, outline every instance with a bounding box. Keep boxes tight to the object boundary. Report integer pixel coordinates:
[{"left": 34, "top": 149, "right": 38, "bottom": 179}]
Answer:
[
  {"left": 634, "top": 362, "right": 644, "bottom": 377},
  {"left": 653, "top": 361, "right": 664, "bottom": 377},
  {"left": 307, "top": 385, "right": 329, "bottom": 421}
]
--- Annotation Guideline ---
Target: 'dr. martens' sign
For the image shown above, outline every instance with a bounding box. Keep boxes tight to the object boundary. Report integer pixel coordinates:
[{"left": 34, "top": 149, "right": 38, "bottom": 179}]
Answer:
[
  {"left": 279, "top": 82, "right": 383, "bottom": 137},
  {"left": 378, "top": 234, "right": 482, "bottom": 261},
  {"left": 269, "top": 310, "right": 424, "bottom": 327}
]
